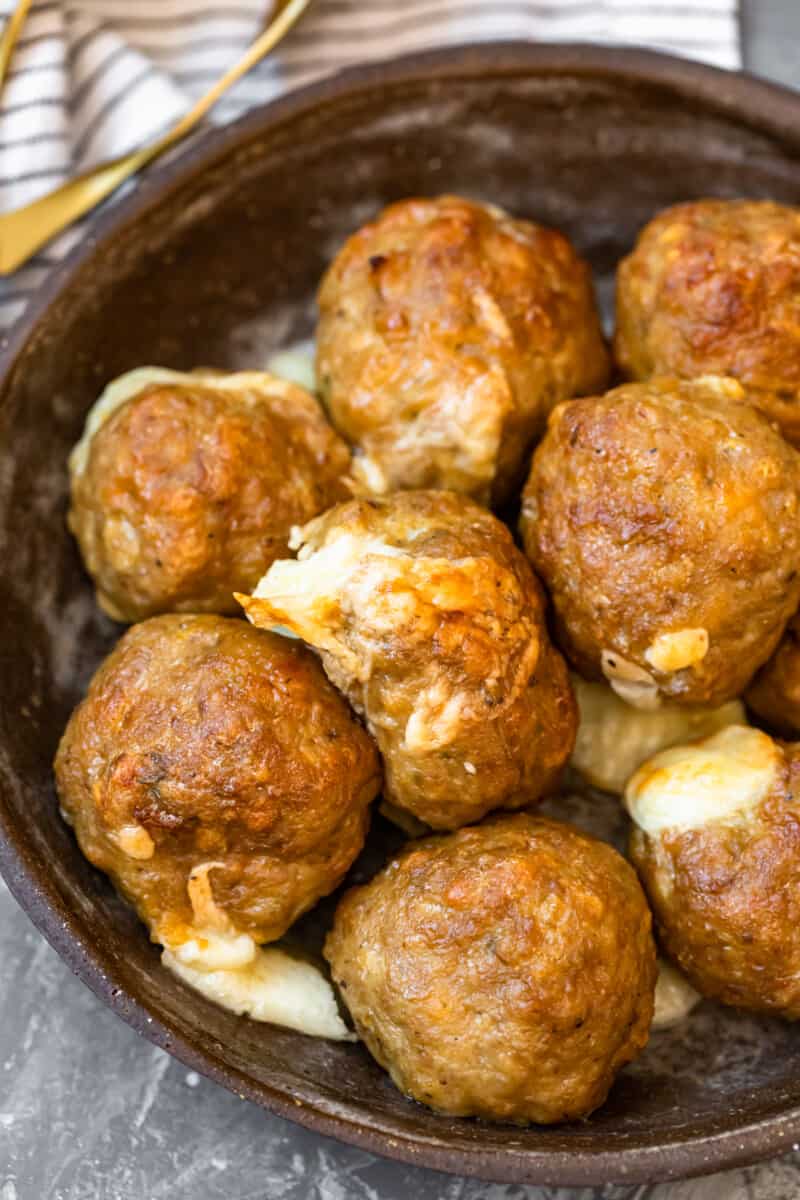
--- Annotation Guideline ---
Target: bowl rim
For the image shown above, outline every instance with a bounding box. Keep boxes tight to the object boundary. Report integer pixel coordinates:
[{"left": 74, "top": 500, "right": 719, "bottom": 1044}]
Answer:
[{"left": 3, "top": 40, "right": 800, "bottom": 1187}]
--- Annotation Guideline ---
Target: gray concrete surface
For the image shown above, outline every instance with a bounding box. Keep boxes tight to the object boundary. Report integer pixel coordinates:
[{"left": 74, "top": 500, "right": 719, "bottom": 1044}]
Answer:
[
  {"left": 741, "top": 0, "right": 799, "bottom": 87},
  {"left": 3, "top": 3, "right": 800, "bottom": 1197}
]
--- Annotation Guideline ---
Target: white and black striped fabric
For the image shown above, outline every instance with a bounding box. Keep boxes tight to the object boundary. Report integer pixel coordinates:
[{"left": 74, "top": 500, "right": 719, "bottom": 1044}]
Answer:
[{"left": 0, "top": 0, "right": 740, "bottom": 329}]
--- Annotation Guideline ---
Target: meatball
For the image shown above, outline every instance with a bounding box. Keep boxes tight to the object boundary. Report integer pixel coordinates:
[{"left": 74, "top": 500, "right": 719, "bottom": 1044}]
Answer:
[
  {"left": 55, "top": 615, "right": 380, "bottom": 959},
  {"left": 69, "top": 367, "right": 350, "bottom": 622},
  {"left": 239, "top": 491, "right": 577, "bottom": 830},
  {"left": 325, "top": 814, "right": 656, "bottom": 1124},
  {"left": 615, "top": 199, "right": 800, "bottom": 443},
  {"left": 316, "top": 195, "right": 609, "bottom": 506},
  {"left": 520, "top": 376, "right": 800, "bottom": 707},
  {"left": 627, "top": 725, "right": 800, "bottom": 1018},
  {"left": 746, "top": 614, "right": 800, "bottom": 735}
]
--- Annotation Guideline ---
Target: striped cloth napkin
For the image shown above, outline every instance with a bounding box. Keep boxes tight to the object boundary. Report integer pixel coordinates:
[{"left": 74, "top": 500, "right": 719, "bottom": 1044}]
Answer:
[{"left": 0, "top": 0, "right": 740, "bottom": 329}]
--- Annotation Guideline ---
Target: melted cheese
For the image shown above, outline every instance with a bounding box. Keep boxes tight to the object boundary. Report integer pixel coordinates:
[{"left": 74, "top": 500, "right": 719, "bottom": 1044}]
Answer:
[
  {"left": 265, "top": 339, "right": 316, "bottom": 393},
  {"left": 695, "top": 374, "right": 746, "bottom": 402},
  {"left": 571, "top": 676, "right": 745, "bottom": 794},
  {"left": 163, "top": 943, "right": 354, "bottom": 1041},
  {"left": 187, "top": 862, "right": 232, "bottom": 931},
  {"left": 115, "top": 824, "right": 155, "bottom": 860},
  {"left": 159, "top": 859, "right": 353, "bottom": 1040},
  {"left": 625, "top": 725, "right": 779, "bottom": 837},
  {"left": 652, "top": 960, "right": 701, "bottom": 1030},
  {"left": 242, "top": 532, "right": 407, "bottom": 675},
  {"left": 600, "top": 650, "right": 660, "bottom": 710},
  {"left": 645, "top": 628, "right": 709, "bottom": 674},
  {"left": 243, "top": 527, "right": 473, "bottom": 653},
  {"left": 351, "top": 453, "right": 389, "bottom": 495},
  {"left": 243, "top": 525, "right": 535, "bottom": 756},
  {"left": 169, "top": 927, "right": 259, "bottom": 971},
  {"left": 159, "top": 863, "right": 259, "bottom": 970},
  {"left": 404, "top": 678, "right": 469, "bottom": 753},
  {"left": 244, "top": 530, "right": 528, "bottom": 757}
]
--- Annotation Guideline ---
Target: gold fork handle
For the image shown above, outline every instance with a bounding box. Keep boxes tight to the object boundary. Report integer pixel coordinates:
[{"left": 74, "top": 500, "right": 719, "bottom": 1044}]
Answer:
[
  {"left": 0, "top": 0, "right": 34, "bottom": 97},
  {"left": 0, "top": 0, "right": 311, "bottom": 275}
]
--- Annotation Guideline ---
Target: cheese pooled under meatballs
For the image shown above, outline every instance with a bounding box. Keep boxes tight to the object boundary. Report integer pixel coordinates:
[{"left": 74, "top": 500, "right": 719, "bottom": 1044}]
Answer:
[
  {"left": 570, "top": 675, "right": 746, "bottom": 795},
  {"left": 161, "top": 864, "right": 352, "bottom": 1041}
]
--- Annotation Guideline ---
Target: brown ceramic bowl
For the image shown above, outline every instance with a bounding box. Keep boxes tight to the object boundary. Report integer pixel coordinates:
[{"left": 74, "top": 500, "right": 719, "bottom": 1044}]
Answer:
[{"left": 2, "top": 43, "right": 800, "bottom": 1188}]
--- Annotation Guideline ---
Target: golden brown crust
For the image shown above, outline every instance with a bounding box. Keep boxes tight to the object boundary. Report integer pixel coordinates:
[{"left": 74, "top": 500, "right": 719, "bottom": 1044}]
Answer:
[
  {"left": 317, "top": 195, "right": 610, "bottom": 506},
  {"left": 325, "top": 814, "right": 656, "bottom": 1124},
  {"left": 629, "top": 740, "right": 800, "bottom": 1018},
  {"left": 240, "top": 490, "right": 577, "bottom": 830},
  {"left": 55, "top": 615, "right": 380, "bottom": 944},
  {"left": 69, "top": 376, "right": 350, "bottom": 622},
  {"left": 615, "top": 199, "right": 800, "bottom": 443},
  {"left": 520, "top": 376, "right": 800, "bottom": 706},
  {"left": 746, "top": 614, "right": 800, "bottom": 735}
]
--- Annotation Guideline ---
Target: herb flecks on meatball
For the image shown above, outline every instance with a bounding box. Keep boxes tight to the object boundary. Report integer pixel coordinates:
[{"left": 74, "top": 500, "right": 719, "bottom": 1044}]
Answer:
[
  {"left": 521, "top": 376, "right": 800, "bottom": 707},
  {"left": 55, "top": 615, "right": 380, "bottom": 956},
  {"left": 615, "top": 199, "right": 800, "bottom": 444},
  {"left": 317, "top": 195, "right": 609, "bottom": 506},
  {"left": 325, "top": 814, "right": 656, "bottom": 1124},
  {"left": 69, "top": 368, "right": 350, "bottom": 622}
]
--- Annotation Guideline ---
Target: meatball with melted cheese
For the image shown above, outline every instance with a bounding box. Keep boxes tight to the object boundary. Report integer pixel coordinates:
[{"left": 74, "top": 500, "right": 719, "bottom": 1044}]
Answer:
[
  {"left": 615, "top": 200, "right": 800, "bottom": 443},
  {"left": 316, "top": 195, "right": 610, "bottom": 506},
  {"left": 325, "top": 814, "right": 656, "bottom": 1124},
  {"left": 69, "top": 368, "right": 350, "bottom": 622},
  {"left": 627, "top": 725, "right": 800, "bottom": 1017},
  {"left": 239, "top": 491, "right": 577, "bottom": 830},
  {"left": 746, "top": 614, "right": 800, "bottom": 735},
  {"left": 520, "top": 376, "right": 800, "bottom": 708},
  {"left": 55, "top": 615, "right": 380, "bottom": 964}
]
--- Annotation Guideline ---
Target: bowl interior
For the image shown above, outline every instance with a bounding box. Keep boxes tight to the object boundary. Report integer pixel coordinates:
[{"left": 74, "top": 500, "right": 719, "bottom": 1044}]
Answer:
[{"left": 2, "top": 45, "right": 800, "bottom": 1187}]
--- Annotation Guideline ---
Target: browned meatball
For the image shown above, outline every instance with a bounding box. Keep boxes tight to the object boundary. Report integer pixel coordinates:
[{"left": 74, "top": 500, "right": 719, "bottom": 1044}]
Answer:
[
  {"left": 55, "top": 615, "right": 380, "bottom": 955},
  {"left": 316, "top": 195, "right": 610, "bottom": 506},
  {"left": 615, "top": 200, "right": 800, "bottom": 444},
  {"left": 239, "top": 491, "right": 577, "bottom": 830},
  {"left": 69, "top": 369, "right": 351, "bottom": 622},
  {"left": 746, "top": 614, "right": 800, "bottom": 735},
  {"left": 626, "top": 725, "right": 800, "bottom": 1018},
  {"left": 520, "top": 376, "right": 800, "bottom": 707},
  {"left": 325, "top": 814, "right": 656, "bottom": 1124}
]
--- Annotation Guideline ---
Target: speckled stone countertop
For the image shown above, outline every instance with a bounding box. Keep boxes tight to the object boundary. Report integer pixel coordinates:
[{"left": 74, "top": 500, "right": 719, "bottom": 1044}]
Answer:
[{"left": 3, "top": 3, "right": 800, "bottom": 1197}]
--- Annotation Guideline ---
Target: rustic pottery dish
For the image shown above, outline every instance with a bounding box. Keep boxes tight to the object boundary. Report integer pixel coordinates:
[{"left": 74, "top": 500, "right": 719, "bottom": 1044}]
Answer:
[{"left": 2, "top": 43, "right": 800, "bottom": 1187}]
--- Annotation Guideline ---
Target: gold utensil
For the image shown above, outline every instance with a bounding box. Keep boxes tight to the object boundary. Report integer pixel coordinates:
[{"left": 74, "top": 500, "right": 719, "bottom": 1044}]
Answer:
[
  {"left": 0, "top": 0, "right": 32, "bottom": 101},
  {"left": 0, "top": 0, "right": 311, "bottom": 274}
]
